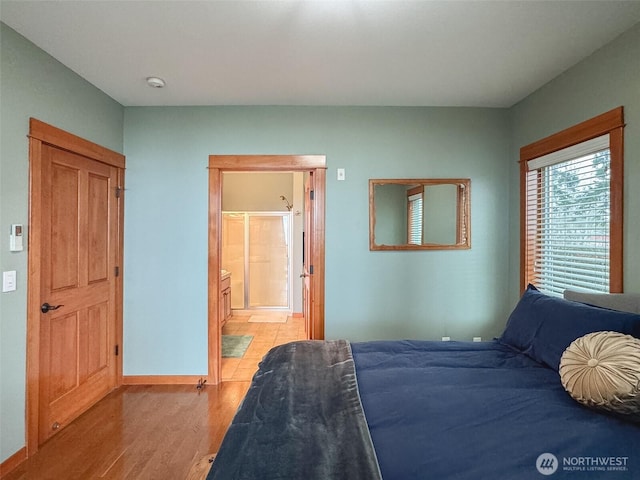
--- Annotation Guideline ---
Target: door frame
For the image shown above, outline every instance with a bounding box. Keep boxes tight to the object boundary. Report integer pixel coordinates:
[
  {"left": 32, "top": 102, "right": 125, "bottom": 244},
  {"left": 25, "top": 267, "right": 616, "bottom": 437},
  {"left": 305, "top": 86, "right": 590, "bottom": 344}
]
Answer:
[
  {"left": 208, "top": 155, "right": 326, "bottom": 384},
  {"left": 26, "top": 118, "right": 125, "bottom": 455}
]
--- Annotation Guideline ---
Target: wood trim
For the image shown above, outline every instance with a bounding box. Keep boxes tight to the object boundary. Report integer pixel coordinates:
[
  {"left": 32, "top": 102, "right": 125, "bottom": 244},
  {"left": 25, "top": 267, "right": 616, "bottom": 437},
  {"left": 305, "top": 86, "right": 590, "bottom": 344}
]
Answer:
[
  {"left": 28, "top": 118, "right": 125, "bottom": 168},
  {"left": 208, "top": 166, "right": 222, "bottom": 385},
  {"left": 520, "top": 107, "right": 624, "bottom": 163},
  {"left": 369, "top": 180, "right": 376, "bottom": 250},
  {"left": 0, "top": 447, "right": 27, "bottom": 477},
  {"left": 121, "top": 376, "right": 206, "bottom": 385},
  {"left": 292, "top": 312, "right": 304, "bottom": 318},
  {"left": 371, "top": 243, "right": 471, "bottom": 251},
  {"left": 26, "top": 119, "right": 125, "bottom": 457},
  {"left": 609, "top": 126, "right": 624, "bottom": 293},
  {"left": 116, "top": 170, "right": 125, "bottom": 383},
  {"left": 519, "top": 107, "right": 624, "bottom": 293},
  {"left": 26, "top": 136, "right": 43, "bottom": 456},
  {"left": 406, "top": 185, "right": 423, "bottom": 197},
  {"left": 209, "top": 155, "right": 326, "bottom": 171},
  {"left": 457, "top": 182, "right": 471, "bottom": 246},
  {"left": 519, "top": 159, "right": 528, "bottom": 292},
  {"left": 207, "top": 155, "right": 327, "bottom": 384},
  {"left": 311, "top": 168, "right": 326, "bottom": 341},
  {"left": 370, "top": 178, "right": 471, "bottom": 186}
]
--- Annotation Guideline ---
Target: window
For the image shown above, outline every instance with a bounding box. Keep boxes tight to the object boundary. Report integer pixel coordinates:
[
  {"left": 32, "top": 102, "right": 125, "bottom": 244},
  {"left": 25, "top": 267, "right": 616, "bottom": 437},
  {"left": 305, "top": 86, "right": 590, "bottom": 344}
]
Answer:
[
  {"left": 407, "top": 186, "right": 423, "bottom": 245},
  {"left": 520, "top": 107, "right": 624, "bottom": 296}
]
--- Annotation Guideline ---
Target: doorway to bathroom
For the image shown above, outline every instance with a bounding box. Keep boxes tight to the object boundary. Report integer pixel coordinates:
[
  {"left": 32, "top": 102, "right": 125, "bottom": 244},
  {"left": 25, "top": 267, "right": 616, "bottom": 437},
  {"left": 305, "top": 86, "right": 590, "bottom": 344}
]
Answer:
[
  {"left": 208, "top": 154, "right": 326, "bottom": 385},
  {"left": 222, "top": 212, "right": 292, "bottom": 311}
]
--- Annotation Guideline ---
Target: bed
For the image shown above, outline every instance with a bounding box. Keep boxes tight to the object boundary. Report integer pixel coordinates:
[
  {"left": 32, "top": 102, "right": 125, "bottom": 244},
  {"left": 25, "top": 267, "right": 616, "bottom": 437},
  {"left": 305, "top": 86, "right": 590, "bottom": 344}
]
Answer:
[{"left": 207, "top": 286, "right": 640, "bottom": 479}]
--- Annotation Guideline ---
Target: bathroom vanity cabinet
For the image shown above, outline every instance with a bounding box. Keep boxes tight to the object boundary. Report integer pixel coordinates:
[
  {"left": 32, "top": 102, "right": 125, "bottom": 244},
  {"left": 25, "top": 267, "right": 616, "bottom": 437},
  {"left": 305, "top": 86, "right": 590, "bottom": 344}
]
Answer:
[{"left": 221, "top": 271, "right": 232, "bottom": 327}]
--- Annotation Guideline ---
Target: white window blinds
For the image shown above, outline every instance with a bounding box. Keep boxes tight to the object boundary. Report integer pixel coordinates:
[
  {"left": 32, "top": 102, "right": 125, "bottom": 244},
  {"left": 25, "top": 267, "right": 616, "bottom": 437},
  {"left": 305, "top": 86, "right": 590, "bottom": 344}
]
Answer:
[
  {"left": 408, "top": 193, "right": 423, "bottom": 245},
  {"left": 524, "top": 135, "right": 611, "bottom": 297}
]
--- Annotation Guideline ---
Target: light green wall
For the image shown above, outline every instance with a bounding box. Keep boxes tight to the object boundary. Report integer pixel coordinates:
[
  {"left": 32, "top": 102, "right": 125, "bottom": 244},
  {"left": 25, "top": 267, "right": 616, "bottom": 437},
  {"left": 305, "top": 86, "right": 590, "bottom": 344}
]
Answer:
[
  {"left": 424, "top": 184, "right": 457, "bottom": 244},
  {"left": 122, "top": 105, "right": 512, "bottom": 376},
  {"left": 374, "top": 184, "right": 407, "bottom": 245},
  {"left": 0, "top": 24, "right": 124, "bottom": 463},
  {"left": 509, "top": 22, "right": 640, "bottom": 304}
]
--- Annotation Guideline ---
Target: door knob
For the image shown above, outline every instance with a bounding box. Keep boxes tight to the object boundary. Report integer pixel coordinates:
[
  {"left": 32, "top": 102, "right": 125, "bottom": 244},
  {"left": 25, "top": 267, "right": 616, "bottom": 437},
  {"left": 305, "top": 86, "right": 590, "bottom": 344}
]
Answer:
[
  {"left": 300, "top": 273, "right": 309, "bottom": 278},
  {"left": 41, "top": 303, "right": 64, "bottom": 314}
]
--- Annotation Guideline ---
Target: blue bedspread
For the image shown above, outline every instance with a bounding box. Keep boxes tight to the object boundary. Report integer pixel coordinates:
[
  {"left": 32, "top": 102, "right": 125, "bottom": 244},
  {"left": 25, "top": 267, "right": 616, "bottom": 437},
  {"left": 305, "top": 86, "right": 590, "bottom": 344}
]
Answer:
[
  {"left": 352, "top": 340, "right": 640, "bottom": 480},
  {"left": 207, "top": 340, "right": 381, "bottom": 480}
]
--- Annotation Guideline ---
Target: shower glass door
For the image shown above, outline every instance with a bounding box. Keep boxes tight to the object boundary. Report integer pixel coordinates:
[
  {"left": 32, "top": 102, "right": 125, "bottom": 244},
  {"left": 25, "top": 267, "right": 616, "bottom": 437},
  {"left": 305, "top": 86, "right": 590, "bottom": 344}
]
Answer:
[
  {"left": 249, "top": 214, "right": 290, "bottom": 308},
  {"left": 222, "top": 212, "right": 291, "bottom": 310}
]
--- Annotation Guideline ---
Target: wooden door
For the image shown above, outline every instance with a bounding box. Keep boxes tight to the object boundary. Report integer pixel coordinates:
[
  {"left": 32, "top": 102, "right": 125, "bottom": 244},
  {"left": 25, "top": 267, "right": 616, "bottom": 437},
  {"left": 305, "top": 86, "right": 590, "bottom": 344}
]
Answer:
[{"left": 36, "top": 143, "right": 119, "bottom": 444}]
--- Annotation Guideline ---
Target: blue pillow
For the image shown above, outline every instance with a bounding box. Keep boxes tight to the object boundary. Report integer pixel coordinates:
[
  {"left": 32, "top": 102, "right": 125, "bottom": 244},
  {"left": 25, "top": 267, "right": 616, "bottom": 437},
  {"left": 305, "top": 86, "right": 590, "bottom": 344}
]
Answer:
[{"left": 498, "top": 285, "right": 640, "bottom": 370}]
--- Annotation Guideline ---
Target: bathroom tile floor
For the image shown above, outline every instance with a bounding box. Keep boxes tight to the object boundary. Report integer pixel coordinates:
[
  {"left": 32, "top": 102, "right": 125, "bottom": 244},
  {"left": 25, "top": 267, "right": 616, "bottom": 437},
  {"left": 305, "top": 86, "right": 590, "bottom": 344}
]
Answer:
[{"left": 221, "top": 312, "right": 307, "bottom": 381}]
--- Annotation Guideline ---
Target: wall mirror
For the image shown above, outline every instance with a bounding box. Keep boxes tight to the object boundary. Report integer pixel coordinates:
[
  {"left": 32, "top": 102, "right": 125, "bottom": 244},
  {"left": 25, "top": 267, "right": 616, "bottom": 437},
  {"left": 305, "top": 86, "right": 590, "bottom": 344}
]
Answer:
[{"left": 369, "top": 178, "right": 471, "bottom": 250}]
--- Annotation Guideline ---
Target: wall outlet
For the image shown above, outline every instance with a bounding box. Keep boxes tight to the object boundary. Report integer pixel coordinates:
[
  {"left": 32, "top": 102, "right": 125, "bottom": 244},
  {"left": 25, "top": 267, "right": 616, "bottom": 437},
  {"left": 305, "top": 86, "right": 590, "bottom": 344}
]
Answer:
[
  {"left": 473, "top": 336, "right": 482, "bottom": 342},
  {"left": 441, "top": 336, "right": 451, "bottom": 342}
]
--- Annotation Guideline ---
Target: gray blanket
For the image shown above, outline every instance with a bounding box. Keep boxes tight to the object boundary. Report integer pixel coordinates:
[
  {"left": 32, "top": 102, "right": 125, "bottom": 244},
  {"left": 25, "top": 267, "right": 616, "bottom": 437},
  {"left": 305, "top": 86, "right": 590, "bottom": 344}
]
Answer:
[{"left": 206, "top": 340, "right": 382, "bottom": 480}]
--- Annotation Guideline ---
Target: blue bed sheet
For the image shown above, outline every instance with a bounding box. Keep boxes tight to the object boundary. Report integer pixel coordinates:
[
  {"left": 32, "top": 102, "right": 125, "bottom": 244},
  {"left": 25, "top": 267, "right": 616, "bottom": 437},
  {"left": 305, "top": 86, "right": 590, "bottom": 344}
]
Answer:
[{"left": 352, "top": 340, "right": 639, "bottom": 480}]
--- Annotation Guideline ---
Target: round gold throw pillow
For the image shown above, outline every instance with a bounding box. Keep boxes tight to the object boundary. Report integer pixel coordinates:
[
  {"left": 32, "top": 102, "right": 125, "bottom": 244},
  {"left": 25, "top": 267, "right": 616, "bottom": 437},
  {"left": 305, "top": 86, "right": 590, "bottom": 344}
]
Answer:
[{"left": 559, "top": 331, "right": 640, "bottom": 419}]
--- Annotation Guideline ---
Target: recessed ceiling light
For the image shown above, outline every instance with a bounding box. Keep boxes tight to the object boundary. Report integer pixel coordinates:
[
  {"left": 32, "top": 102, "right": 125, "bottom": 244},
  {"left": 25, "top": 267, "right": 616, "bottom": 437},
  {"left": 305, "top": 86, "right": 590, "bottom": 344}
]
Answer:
[{"left": 146, "top": 76, "right": 166, "bottom": 88}]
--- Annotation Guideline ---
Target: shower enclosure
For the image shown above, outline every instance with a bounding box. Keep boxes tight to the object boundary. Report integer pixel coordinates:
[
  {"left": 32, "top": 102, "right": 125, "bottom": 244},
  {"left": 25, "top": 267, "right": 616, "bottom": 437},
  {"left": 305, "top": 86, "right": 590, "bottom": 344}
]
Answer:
[{"left": 222, "top": 212, "right": 292, "bottom": 310}]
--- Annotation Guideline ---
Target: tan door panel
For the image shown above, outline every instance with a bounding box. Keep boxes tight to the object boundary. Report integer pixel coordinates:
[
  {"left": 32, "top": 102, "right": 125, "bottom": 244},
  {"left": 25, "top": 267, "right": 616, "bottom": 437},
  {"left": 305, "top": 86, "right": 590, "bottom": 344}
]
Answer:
[{"left": 37, "top": 144, "right": 118, "bottom": 444}]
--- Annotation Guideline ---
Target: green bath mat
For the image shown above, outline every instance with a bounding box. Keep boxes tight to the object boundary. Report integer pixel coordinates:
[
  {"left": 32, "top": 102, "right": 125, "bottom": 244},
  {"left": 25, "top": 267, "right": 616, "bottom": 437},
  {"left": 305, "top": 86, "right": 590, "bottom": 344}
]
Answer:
[{"left": 222, "top": 335, "right": 253, "bottom": 358}]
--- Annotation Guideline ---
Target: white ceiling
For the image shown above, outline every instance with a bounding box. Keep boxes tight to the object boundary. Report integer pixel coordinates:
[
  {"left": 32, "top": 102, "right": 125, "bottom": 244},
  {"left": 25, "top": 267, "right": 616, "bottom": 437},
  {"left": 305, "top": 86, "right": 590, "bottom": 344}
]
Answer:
[{"left": 2, "top": 1, "right": 640, "bottom": 107}]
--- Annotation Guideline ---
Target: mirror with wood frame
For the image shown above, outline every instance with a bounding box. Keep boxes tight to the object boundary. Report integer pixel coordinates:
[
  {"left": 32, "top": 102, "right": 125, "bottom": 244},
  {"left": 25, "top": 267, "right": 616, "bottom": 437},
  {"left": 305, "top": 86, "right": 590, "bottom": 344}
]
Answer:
[{"left": 369, "top": 178, "right": 471, "bottom": 250}]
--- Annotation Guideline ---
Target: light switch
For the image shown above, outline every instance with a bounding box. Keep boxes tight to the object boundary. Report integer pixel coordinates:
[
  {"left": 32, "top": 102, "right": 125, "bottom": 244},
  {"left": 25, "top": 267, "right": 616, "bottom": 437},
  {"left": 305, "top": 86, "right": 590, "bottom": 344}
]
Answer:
[
  {"left": 3, "top": 271, "right": 17, "bottom": 292},
  {"left": 337, "top": 168, "right": 345, "bottom": 181}
]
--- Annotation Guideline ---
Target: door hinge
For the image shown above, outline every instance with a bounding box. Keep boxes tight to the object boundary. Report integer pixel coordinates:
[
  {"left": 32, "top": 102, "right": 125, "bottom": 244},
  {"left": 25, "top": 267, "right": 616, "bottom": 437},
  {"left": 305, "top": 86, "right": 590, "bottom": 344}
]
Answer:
[
  {"left": 115, "top": 345, "right": 119, "bottom": 356},
  {"left": 310, "top": 265, "right": 314, "bottom": 274},
  {"left": 310, "top": 190, "right": 315, "bottom": 200},
  {"left": 115, "top": 266, "right": 120, "bottom": 277},
  {"left": 115, "top": 186, "right": 122, "bottom": 198}
]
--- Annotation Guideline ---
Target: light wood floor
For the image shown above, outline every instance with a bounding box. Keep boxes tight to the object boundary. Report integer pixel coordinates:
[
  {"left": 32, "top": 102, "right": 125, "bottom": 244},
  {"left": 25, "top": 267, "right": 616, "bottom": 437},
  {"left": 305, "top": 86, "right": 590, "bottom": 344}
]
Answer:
[
  {"left": 221, "top": 312, "right": 306, "bottom": 381},
  {"left": 5, "top": 312, "right": 306, "bottom": 479},
  {"left": 4, "top": 383, "right": 249, "bottom": 480}
]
